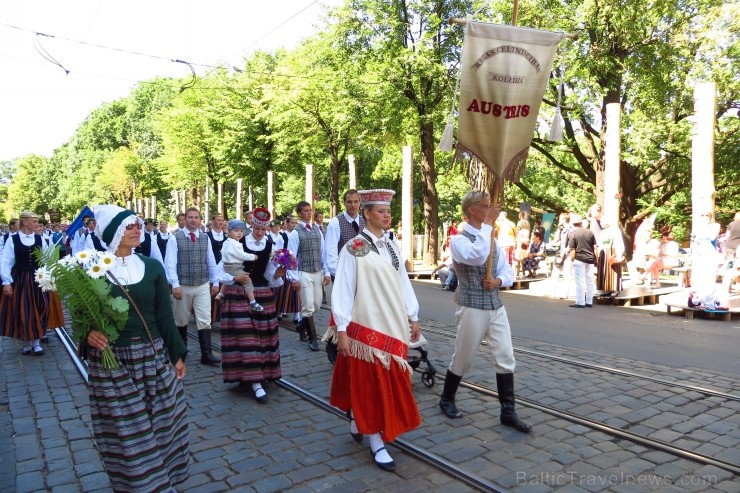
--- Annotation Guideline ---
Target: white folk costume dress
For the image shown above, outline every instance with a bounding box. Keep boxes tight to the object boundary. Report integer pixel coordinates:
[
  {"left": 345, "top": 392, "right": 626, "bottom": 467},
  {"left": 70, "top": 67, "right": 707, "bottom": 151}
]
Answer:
[
  {"left": 324, "top": 230, "right": 421, "bottom": 442},
  {"left": 690, "top": 222, "right": 723, "bottom": 309}
]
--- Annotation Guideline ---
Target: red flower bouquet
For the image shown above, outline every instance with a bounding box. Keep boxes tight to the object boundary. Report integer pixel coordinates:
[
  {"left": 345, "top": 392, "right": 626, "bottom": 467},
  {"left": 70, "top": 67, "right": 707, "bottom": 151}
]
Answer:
[{"left": 271, "top": 248, "right": 299, "bottom": 270}]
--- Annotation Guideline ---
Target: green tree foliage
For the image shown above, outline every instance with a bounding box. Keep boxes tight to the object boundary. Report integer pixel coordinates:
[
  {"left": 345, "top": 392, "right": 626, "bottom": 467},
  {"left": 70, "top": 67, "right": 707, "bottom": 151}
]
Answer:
[
  {"left": 5, "top": 0, "right": 737, "bottom": 254},
  {"left": 497, "top": 0, "right": 740, "bottom": 244}
]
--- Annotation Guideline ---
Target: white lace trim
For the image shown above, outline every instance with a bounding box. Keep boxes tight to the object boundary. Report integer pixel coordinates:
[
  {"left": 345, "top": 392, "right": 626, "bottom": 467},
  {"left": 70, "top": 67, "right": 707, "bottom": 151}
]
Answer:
[{"left": 106, "top": 215, "right": 144, "bottom": 253}]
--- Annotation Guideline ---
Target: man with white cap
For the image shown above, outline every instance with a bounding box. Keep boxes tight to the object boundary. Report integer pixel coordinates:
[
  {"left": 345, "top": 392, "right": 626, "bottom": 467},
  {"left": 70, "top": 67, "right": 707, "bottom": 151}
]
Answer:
[
  {"left": 568, "top": 214, "right": 597, "bottom": 307},
  {"left": 165, "top": 207, "right": 221, "bottom": 366}
]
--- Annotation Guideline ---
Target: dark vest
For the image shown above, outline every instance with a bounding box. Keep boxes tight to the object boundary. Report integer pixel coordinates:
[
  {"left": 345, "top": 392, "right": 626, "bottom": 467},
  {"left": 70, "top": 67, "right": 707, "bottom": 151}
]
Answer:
[
  {"left": 156, "top": 233, "right": 169, "bottom": 258},
  {"left": 90, "top": 232, "right": 106, "bottom": 252},
  {"left": 454, "top": 230, "right": 504, "bottom": 310},
  {"left": 207, "top": 231, "right": 227, "bottom": 264},
  {"left": 12, "top": 234, "right": 42, "bottom": 273},
  {"left": 337, "top": 214, "right": 365, "bottom": 253},
  {"left": 134, "top": 232, "right": 152, "bottom": 257},
  {"left": 244, "top": 237, "right": 274, "bottom": 287},
  {"left": 280, "top": 232, "right": 288, "bottom": 249}
]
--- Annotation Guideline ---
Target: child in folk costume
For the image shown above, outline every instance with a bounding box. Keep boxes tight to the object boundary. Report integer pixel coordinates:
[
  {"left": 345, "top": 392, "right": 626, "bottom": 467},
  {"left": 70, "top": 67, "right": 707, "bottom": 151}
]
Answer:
[
  {"left": 323, "top": 189, "right": 422, "bottom": 472},
  {"left": 215, "top": 217, "right": 263, "bottom": 312}
]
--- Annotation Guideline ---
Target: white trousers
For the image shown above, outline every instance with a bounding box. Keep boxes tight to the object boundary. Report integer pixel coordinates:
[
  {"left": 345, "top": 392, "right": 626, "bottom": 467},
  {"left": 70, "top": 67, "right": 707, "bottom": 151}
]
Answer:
[
  {"left": 448, "top": 305, "right": 516, "bottom": 375},
  {"left": 299, "top": 270, "right": 324, "bottom": 318},
  {"left": 573, "top": 260, "right": 595, "bottom": 305},
  {"left": 172, "top": 282, "right": 212, "bottom": 330}
]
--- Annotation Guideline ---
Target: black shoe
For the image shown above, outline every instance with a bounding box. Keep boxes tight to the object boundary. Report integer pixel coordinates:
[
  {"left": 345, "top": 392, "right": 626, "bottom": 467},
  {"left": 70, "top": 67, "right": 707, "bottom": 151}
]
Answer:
[
  {"left": 305, "top": 317, "right": 319, "bottom": 351},
  {"left": 347, "top": 411, "right": 363, "bottom": 442},
  {"left": 371, "top": 447, "right": 396, "bottom": 472},
  {"left": 500, "top": 412, "right": 533, "bottom": 433},
  {"left": 585, "top": 303, "right": 593, "bottom": 307},
  {"left": 439, "top": 397, "right": 463, "bottom": 418},
  {"left": 21, "top": 344, "right": 33, "bottom": 356},
  {"left": 569, "top": 304, "right": 585, "bottom": 308},
  {"left": 254, "top": 391, "right": 268, "bottom": 403}
]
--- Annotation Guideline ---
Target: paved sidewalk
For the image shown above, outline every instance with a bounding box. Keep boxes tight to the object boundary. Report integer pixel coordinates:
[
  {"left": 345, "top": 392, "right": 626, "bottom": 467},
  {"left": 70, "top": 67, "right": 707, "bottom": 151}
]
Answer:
[{"left": 2, "top": 303, "right": 739, "bottom": 492}]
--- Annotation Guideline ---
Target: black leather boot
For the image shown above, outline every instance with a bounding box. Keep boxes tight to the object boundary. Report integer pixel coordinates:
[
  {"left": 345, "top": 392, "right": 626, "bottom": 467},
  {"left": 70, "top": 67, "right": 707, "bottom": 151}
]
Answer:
[
  {"left": 296, "top": 319, "right": 308, "bottom": 342},
  {"left": 496, "top": 373, "right": 532, "bottom": 433},
  {"left": 198, "top": 330, "right": 221, "bottom": 366},
  {"left": 178, "top": 326, "right": 188, "bottom": 345},
  {"left": 439, "top": 370, "right": 463, "bottom": 418},
  {"left": 305, "top": 317, "right": 319, "bottom": 351}
]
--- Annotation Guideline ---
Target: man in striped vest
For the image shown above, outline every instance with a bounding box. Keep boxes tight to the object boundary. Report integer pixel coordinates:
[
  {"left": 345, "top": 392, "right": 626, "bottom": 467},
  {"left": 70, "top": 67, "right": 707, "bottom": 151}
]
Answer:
[
  {"left": 438, "top": 191, "right": 532, "bottom": 433},
  {"left": 165, "top": 207, "right": 221, "bottom": 366},
  {"left": 294, "top": 201, "right": 331, "bottom": 351},
  {"left": 324, "top": 189, "right": 365, "bottom": 280}
]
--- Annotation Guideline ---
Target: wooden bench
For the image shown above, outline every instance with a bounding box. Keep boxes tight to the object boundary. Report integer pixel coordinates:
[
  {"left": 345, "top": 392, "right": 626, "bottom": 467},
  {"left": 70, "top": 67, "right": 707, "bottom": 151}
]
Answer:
[
  {"left": 665, "top": 303, "right": 734, "bottom": 322},
  {"left": 608, "top": 285, "right": 682, "bottom": 306}
]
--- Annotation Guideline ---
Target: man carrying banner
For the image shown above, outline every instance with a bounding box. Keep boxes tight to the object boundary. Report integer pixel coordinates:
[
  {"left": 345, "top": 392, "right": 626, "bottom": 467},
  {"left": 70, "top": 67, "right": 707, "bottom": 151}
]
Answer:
[{"left": 438, "top": 191, "right": 531, "bottom": 433}]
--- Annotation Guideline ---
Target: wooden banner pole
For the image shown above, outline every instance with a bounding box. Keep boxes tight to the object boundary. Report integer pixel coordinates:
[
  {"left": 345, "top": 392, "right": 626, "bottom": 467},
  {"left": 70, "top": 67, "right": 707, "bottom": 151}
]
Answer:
[{"left": 447, "top": 17, "right": 578, "bottom": 40}]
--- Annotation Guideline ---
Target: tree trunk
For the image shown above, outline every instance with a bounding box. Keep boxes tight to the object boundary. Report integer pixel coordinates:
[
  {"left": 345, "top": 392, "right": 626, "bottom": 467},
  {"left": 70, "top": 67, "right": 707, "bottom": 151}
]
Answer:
[
  {"left": 420, "top": 120, "right": 439, "bottom": 265},
  {"left": 330, "top": 147, "right": 340, "bottom": 218}
]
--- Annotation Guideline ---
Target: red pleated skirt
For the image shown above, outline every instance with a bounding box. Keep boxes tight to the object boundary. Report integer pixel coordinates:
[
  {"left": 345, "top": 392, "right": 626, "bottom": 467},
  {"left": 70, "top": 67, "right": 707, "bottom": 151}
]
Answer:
[{"left": 330, "top": 353, "right": 421, "bottom": 443}]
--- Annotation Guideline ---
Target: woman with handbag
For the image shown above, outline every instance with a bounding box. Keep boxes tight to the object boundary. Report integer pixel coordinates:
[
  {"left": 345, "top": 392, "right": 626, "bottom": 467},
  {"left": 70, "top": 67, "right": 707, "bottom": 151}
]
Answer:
[{"left": 85, "top": 205, "right": 189, "bottom": 493}]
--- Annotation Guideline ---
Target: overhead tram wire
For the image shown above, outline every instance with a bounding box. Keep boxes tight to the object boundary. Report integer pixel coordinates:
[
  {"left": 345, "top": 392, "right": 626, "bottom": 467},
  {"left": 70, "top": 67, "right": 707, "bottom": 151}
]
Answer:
[{"left": 0, "top": 17, "right": 384, "bottom": 91}]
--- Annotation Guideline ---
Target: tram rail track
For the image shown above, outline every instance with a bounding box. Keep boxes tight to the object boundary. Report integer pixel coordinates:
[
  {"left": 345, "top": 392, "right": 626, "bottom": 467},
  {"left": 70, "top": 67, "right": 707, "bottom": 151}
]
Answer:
[
  {"left": 422, "top": 325, "right": 740, "bottom": 402},
  {"left": 224, "top": 326, "right": 740, "bottom": 477},
  {"left": 58, "top": 325, "right": 740, "bottom": 481},
  {"left": 56, "top": 326, "right": 506, "bottom": 492}
]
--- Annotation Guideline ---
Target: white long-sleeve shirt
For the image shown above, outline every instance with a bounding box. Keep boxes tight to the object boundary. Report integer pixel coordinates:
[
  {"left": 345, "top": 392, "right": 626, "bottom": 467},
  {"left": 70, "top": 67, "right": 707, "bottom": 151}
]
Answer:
[
  {"left": 72, "top": 229, "right": 92, "bottom": 255},
  {"left": 164, "top": 229, "right": 219, "bottom": 288},
  {"left": 331, "top": 228, "right": 419, "bottom": 332},
  {"left": 450, "top": 223, "right": 515, "bottom": 287},
  {"left": 324, "top": 211, "right": 363, "bottom": 277},
  {"left": 216, "top": 233, "right": 283, "bottom": 288},
  {"left": 221, "top": 237, "right": 257, "bottom": 264},
  {"left": 267, "top": 232, "right": 284, "bottom": 250},
  {"left": 2, "top": 232, "right": 40, "bottom": 285},
  {"left": 285, "top": 229, "right": 301, "bottom": 282}
]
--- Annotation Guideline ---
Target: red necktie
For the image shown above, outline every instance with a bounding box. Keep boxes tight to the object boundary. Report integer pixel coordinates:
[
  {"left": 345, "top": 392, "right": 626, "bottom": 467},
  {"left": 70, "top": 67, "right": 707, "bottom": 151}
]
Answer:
[{"left": 189, "top": 232, "right": 196, "bottom": 243}]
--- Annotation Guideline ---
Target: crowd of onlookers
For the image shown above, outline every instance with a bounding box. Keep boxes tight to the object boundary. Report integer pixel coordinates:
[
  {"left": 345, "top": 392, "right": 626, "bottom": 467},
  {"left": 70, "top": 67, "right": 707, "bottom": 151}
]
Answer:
[{"left": 431, "top": 208, "right": 740, "bottom": 306}]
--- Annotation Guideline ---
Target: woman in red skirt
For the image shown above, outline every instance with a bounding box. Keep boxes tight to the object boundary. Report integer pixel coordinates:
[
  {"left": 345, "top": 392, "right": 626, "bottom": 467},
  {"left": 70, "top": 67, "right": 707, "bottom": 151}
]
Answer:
[{"left": 323, "top": 189, "right": 422, "bottom": 471}]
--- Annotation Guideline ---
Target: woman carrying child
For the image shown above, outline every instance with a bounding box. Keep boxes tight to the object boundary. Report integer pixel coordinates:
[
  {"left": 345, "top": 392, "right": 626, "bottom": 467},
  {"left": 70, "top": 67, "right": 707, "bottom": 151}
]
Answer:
[{"left": 217, "top": 209, "right": 285, "bottom": 402}]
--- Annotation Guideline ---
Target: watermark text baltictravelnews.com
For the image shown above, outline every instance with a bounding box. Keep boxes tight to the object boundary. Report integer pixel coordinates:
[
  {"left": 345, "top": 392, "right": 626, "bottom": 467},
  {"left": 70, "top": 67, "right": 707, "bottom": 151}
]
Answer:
[{"left": 516, "top": 471, "right": 717, "bottom": 487}]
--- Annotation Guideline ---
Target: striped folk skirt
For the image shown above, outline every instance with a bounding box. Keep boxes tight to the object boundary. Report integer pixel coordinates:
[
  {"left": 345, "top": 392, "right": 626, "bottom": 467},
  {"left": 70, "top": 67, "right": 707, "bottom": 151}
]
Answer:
[
  {"left": 0, "top": 269, "right": 47, "bottom": 342},
  {"left": 274, "top": 276, "right": 301, "bottom": 315},
  {"left": 88, "top": 338, "right": 189, "bottom": 493},
  {"left": 221, "top": 284, "right": 281, "bottom": 384}
]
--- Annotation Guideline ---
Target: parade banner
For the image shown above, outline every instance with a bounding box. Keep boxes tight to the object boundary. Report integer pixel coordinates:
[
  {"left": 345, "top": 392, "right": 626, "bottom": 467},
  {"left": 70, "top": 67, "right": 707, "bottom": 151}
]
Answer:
[
  {"left": 458, "top": 22, "right": 564, "bottom": 182},
  {"left": 541, "top": 212, "right": 555, "bottom": 244},
  {"left": 66, "top": 205, "right": 94, "bottom": 238}
]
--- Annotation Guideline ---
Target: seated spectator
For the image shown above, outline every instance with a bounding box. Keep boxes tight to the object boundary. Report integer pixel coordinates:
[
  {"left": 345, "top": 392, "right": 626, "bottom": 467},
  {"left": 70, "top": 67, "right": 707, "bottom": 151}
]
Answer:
[
  {"left": 522, "top": 231, "right": 546, "bottom": 277},
  {"left": 432, "top": 237, "right": 457, "bottom": 291},
  {"left": 645, "top": 233, "right": 680, "bottom": 288}
]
